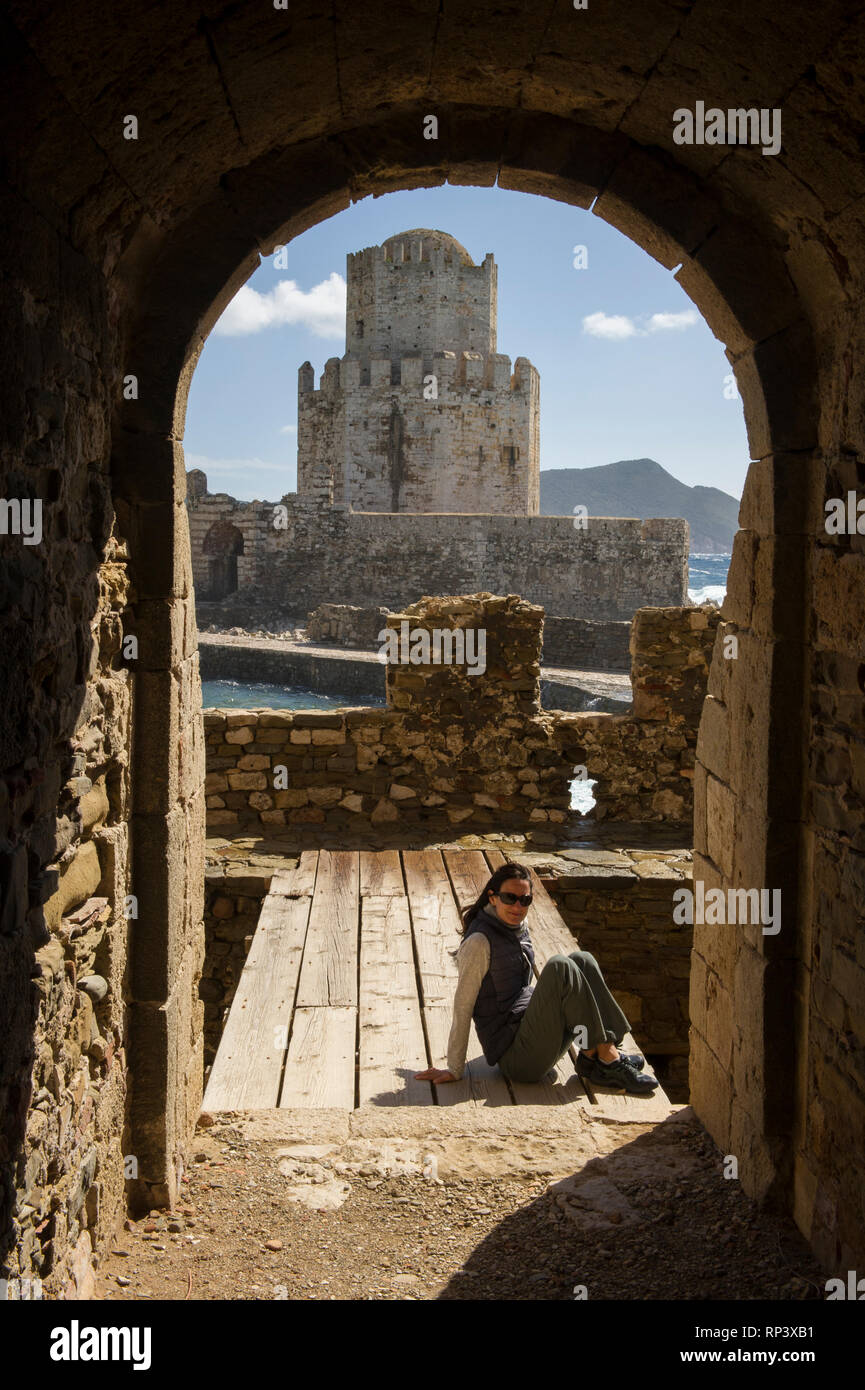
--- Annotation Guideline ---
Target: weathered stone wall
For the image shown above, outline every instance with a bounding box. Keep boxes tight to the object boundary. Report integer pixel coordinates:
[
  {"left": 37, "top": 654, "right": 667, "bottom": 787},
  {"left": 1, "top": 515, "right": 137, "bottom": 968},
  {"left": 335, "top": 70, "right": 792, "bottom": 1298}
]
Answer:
[
  {"left": 541, "top": 616, "right": 631, "bottom": 672},
  {"left": 693, "top": 491, "right": 865, "bottom": 1270},
  {"left": 186, "top": 481, "right": 689, "bottom": 623},
  {"left": 306, "top": 603, "right": 393, "bottom": 648},
  {"left": 565, "top": 606, "right": 721, "bottom": 822},
  {"left": 2, "top": 530, "right": 135, "bottom": 1298}
]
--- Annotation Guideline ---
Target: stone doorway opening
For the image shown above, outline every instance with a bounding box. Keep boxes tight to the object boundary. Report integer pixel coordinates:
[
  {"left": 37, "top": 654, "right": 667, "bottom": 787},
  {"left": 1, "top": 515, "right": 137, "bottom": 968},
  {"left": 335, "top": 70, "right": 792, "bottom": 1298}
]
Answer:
[{"left": 201, "top": 520, "right": 244, "bottom": 601}]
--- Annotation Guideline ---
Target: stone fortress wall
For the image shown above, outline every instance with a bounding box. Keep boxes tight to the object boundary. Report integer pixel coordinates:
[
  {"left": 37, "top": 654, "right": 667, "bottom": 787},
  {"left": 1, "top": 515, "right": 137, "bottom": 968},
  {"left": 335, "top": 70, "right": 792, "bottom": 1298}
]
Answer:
[{"left": 187, "top": 479, "right": 688, "bottom": 622}]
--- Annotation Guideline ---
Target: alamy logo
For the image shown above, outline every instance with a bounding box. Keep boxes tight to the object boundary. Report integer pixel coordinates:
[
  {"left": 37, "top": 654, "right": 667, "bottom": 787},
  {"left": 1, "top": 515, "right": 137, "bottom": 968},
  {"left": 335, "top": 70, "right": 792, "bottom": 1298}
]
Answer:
[
  {"left": 376, "top": 622, "right": 487, "bottom": 676},
  {"left": 825, "top": 1271, "right": 865, "bottom": 1299},
  {"left": 824, "top": 493, "right": 865, "bottom": 534},
  {"left": 49, "top": 1320, "right": 151, "bottom": 1369},
  {"left": 0, "top": 498, "right": 42, "bottom": 544},
  {"left": 673, "top": 882, "right": 781, "bottom": 935},
  {"left": 673, "top": 102, "right": 782, "bottom": 156}
]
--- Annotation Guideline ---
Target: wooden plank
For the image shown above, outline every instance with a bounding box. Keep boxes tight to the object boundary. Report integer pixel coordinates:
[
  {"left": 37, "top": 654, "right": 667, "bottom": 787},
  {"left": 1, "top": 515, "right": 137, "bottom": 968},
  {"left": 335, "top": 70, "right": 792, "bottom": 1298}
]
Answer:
[
  {"left": 402, "top": 850, "right": 476, "bottom": 1104},
  {"left": 203, "top": 894, "right": 312, "bottom": 1111},
  {"left": 270, "top": 849, "right": 318, "bottom": 897},
  {"left": 358, "top": 894, "right": 431, "bottom": 1105},
  {"left": 359, "top": 849, "right": 404, "bottom": 896},
  {"left": 279, "top": 1006, "right": 356, "bottom": 1109},
  {"left": 442, "top": 849, "right": 492, "bottom": 914},
  {"left": 402, "top": 849, "right": 463, "bottom": 1001},
  {"left": 295, "top": 850, "right": 359, "bottom": 1007}
]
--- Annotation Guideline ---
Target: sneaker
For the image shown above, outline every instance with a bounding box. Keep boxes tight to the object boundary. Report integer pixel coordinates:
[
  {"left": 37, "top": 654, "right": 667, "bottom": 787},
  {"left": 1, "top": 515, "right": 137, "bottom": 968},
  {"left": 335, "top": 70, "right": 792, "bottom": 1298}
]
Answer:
[
  {"left": 577, "top": 1048, "right": 645, "bottom": 1075},
  {"left": 585, "top": 1055, "right": 659, "bottom": 1095}
]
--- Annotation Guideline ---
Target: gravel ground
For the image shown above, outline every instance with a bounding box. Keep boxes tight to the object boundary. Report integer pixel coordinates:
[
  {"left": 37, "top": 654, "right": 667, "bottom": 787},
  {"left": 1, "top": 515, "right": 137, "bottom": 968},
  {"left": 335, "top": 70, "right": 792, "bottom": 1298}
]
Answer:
[{"left": 94, "top": 1114, "right": 825, "bottom": 1303}]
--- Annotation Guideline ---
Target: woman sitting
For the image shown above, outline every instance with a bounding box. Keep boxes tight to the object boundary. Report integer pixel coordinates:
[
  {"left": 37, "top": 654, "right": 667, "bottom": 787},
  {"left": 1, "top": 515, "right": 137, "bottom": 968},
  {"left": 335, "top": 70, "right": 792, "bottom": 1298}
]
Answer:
[{"left": 415, "top": 861, "right": 658, "bottom": 1095}]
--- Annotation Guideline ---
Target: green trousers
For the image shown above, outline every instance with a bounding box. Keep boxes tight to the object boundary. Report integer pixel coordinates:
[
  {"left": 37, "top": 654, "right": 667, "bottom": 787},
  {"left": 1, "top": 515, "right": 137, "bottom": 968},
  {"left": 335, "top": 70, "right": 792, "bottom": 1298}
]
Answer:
[{"left": 497, "top": 950, "right": 630, "bottom": 1084}]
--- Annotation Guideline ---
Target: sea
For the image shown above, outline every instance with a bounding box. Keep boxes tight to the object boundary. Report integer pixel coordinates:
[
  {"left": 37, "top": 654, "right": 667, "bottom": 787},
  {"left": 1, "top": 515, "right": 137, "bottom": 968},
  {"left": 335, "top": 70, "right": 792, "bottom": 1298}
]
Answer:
[
  {"left": 688, "top": 552, "right": 731, "bottom": 607},
  {"left": 200, "top": 679, "right": 386, "bottom": 711}
]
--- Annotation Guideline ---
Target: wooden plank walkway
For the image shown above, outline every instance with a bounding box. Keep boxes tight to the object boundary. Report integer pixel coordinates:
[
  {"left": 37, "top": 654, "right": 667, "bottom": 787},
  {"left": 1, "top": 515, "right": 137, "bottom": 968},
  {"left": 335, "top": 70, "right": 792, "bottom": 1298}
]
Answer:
[{"left": 203, "top": 849, "right": 672, "bottom": 1119}]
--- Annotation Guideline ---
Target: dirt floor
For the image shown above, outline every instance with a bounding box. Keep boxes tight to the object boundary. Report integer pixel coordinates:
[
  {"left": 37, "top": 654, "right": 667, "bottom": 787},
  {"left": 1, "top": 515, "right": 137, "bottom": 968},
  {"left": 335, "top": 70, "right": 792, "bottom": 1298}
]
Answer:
[{"left": 93, "top": 1106, "right": 826, "bottom": 1303}]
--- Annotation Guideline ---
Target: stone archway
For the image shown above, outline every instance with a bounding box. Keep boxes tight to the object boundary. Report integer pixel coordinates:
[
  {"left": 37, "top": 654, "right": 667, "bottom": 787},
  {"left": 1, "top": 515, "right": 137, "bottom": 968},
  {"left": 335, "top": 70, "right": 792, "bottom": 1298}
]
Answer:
[
  {"left": 114, "top": 107, "right": 819, "bottom": 1230},
  {"left": 4, "top": 2, "right": 863, "bottom": 1288}
]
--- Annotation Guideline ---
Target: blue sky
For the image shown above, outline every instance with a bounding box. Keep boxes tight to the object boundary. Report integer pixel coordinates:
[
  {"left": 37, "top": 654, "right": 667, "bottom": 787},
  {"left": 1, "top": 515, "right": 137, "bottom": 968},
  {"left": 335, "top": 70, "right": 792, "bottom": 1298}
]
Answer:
[{"left": 185, "top": 183, "right": 750, "bottom": 504}]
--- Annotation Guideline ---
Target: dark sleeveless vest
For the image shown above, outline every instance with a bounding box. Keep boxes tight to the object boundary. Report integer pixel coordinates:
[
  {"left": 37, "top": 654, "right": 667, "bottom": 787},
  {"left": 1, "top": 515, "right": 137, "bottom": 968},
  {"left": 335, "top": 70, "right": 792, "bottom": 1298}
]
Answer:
[{"left": 464, "top": 904, "right": 536, "bottom": 1064}]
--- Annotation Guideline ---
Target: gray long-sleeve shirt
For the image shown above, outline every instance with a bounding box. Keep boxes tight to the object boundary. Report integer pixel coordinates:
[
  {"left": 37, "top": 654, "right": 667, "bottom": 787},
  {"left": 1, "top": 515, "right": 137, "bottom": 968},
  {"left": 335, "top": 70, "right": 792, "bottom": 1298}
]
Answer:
[{"left": 445, "top": 932, "right": 491, "bottom": 1080}]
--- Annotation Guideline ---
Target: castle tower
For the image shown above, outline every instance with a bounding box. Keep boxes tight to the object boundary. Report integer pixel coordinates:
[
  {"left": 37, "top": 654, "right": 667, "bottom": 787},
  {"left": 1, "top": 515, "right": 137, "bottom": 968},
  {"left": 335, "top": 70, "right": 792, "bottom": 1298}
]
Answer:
[{"left": 297, "top": 229, "right": 540, "bottom": 514}]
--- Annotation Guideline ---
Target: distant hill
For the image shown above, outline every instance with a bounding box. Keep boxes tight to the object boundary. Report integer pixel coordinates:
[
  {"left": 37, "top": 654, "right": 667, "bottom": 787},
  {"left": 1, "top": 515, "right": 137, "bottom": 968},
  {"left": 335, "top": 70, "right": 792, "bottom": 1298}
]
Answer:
[{"left": 539, "top": 458, "right": 739, "bottom": 554}]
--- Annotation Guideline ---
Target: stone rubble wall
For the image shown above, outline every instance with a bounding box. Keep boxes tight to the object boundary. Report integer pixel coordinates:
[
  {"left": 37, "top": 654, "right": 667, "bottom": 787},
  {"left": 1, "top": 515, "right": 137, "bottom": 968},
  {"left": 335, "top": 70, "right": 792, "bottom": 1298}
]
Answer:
[
  {"left": 306, "top": 603, "right": 394, "bottom": 648},
  {"left": 186, "top": 482, "right": 689, "bottom": 623},
  {"left": 3, "top": 535, "right": 134, "bottom": 1299},
  {"left": 202, "top": 597, "right": 718, "bottom": 838},
  {"left": 556, "top": 606, "right": 721, "bottom": 823},
  {"left": 201, "top": 877, "right": 270, "bottom": 1072}
]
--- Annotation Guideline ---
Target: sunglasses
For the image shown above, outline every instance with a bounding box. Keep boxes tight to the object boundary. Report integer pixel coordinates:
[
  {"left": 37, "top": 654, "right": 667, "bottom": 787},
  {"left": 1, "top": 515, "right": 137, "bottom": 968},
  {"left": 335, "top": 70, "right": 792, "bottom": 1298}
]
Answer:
[{"left": 495, "top": 891, "right": 533, "bottom": 907}]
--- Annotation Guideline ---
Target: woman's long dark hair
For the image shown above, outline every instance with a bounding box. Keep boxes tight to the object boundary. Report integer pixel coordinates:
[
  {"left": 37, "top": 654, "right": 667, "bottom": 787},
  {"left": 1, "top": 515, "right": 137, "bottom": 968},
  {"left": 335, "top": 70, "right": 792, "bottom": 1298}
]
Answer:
[{"left": 457, "top": 862, "right": 533, "bottom": 936}]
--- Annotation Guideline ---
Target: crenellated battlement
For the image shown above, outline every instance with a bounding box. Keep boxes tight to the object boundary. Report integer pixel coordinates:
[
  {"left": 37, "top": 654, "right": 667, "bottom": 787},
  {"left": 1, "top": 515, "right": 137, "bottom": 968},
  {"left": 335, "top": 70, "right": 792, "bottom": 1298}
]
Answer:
[{"left": 298, "top": 351, "right": 538, "bottom": 395}]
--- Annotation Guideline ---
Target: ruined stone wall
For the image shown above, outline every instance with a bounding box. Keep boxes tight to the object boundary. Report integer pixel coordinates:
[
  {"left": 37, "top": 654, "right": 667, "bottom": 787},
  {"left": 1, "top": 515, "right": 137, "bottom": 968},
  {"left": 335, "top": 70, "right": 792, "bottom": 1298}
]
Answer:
[
  {"left": 541, "top": 616, "right": 631, "bottom": 672},
  {"left": 186, "top": 480, "right": 688, "bottom": 622},
  {"left": 561, "top": 606, "right": 721, "bottom": 822},
  {"left": 204, "top": 595, "right": 582, "bottom": 838},
  {"left": 201, "top": 881, "right": 263, "bottom": 1072},
  {"left": 306, "top": 604, "right": 393, "bottom": 648},
  {"left": 202, "top": 599, "right": 715, "bottom": 839}
]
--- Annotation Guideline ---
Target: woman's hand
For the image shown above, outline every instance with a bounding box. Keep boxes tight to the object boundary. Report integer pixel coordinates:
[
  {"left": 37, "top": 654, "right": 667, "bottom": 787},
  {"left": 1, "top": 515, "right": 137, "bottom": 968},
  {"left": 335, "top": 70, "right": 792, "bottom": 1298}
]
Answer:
[{"left": 414, "top": 1067, "right": 457, "bottom": 1084}]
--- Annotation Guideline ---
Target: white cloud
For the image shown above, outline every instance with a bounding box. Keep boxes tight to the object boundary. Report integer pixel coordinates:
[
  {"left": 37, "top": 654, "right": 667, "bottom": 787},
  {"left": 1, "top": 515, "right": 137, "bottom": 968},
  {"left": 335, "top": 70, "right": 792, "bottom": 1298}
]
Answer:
[
  {"left": 582, "top": 312, "right": 638, "bottom": 340},
  {"left": 213, "top": 272, "right": 346, "bottom": 338},
  {"left": 582, "top": 309, "right": 699, "bottom": 339},
  {"left": 280, "top": 424, "right": 297, "bottom": 434},
  {"left": 646, "top": 310, "right": 699, "bottom": 331}
]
